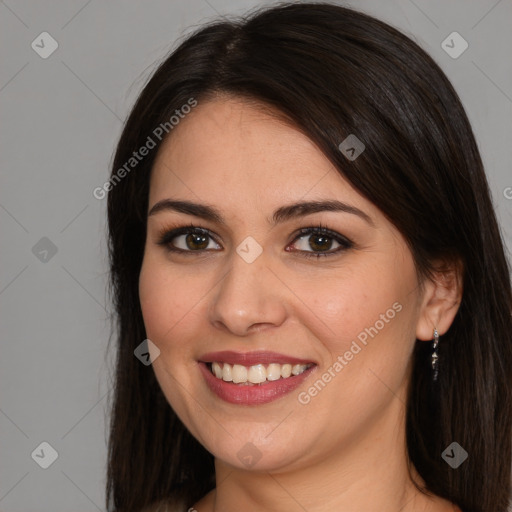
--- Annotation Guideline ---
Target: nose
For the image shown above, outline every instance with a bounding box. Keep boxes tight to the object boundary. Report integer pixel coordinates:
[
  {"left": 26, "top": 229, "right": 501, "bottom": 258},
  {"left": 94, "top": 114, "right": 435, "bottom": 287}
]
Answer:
[{"left": 208, "top": 246, "right": 288, "bottom": 337}]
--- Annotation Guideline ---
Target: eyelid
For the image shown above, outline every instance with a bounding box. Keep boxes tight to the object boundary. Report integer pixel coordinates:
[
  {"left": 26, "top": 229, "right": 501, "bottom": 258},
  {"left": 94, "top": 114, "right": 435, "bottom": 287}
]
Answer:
[
  {"left": 155, "top": 223, "right": 354, "bottom": 258},
  {"left": 156, "top": 224, "right": 221, "bottom": 252},
  {"left": 287, "top": 225, "right": 353, "bottom": 258}
]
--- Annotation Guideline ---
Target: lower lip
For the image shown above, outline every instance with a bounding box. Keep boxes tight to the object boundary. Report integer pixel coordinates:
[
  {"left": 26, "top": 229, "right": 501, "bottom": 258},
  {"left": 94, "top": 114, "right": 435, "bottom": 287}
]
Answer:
[{"left": 198, "top": 362, "right": 316, "bottom": 405}]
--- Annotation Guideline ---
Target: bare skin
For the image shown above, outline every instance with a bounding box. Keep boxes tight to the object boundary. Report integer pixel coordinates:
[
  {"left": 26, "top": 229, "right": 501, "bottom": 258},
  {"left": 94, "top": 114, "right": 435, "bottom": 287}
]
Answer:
[{"left": 139, "top": 96, "right": 462, "bottom": 512}]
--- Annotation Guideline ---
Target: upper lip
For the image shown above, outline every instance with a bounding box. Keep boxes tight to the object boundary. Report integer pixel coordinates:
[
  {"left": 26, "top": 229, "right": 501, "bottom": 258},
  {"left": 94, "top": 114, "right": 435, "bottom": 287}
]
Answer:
[{"left": 199, "top": 350, "right": 315, "bottom": 366}]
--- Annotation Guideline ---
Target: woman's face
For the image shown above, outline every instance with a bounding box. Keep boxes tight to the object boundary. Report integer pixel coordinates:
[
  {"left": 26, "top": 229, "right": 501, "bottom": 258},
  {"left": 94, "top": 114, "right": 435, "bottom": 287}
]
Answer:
[{"left": 139, "top": 97, "right": 427, "bottom": 473}]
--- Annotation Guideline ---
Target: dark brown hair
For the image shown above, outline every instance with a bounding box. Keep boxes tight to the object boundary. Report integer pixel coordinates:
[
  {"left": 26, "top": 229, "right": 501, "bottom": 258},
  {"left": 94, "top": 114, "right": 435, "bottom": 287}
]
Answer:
[{"left": 105, "top": 2, "right": 512, "bottom": 511}]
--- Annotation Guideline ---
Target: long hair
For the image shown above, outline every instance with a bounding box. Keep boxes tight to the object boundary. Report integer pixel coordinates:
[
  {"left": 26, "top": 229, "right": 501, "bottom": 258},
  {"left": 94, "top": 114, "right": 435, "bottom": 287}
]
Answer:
[{"left": 105, "top": 3, "right": 512, "bottom": 511}]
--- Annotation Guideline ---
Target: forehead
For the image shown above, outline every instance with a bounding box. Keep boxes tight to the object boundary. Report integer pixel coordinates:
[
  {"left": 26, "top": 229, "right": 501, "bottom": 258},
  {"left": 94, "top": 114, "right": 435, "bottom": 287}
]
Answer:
[{"left": 148, "top": 97, "right": 376, "bottom": 220}]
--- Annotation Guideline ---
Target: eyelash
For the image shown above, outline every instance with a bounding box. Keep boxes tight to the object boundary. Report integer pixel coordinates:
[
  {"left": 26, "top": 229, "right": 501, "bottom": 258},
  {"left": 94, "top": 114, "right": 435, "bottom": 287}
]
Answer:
[{"left": 156, "top": 222, "right": 354, "bottom": 259}]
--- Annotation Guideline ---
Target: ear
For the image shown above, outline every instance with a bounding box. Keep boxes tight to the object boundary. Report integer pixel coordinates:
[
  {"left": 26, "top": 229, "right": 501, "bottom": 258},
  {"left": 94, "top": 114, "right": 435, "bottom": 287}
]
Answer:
[{"left": 415, "top": 260, "right": 464, "bottom": 341}]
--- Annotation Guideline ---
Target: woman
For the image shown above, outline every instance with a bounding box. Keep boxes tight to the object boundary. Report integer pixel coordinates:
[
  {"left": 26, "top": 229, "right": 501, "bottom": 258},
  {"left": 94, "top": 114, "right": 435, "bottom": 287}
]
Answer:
[{"left": 105, "top": 2, "right": 512, "bottom": 511}]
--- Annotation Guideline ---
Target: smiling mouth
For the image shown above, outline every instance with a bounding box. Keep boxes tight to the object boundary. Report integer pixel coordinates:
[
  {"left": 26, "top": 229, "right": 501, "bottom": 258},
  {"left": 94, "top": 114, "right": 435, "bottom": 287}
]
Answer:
[{"left": 207, "top": 362, "right": 315, "bottom": 385}]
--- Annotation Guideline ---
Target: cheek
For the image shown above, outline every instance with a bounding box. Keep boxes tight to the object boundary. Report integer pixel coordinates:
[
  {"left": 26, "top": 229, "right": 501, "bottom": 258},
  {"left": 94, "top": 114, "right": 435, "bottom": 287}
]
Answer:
[
  {"left": 289, "top": 254, "right": 420, "bottom": 406},
  {"left": 138, "top": 256, "right": 198, "bottom": 345},
  {"left": 138, "top": 257, "right": 203, "bottom": 422},
  {"left": 294, "top": 264, "right": 410, "bottom": 353},
  {"left": 288, "top": 259, "right": 418, "bottom": 433}
]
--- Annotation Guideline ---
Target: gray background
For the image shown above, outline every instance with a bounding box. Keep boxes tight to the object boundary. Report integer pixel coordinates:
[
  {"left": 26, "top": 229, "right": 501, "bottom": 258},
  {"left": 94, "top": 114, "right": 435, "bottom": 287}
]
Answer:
[{"left": 1, "top": 1, "right": 511, "bottom": 511}]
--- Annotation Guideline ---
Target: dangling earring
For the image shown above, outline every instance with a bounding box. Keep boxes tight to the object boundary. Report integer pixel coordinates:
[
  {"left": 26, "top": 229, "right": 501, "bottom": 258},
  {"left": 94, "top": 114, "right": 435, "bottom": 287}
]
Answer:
[{"left": 431, "top": 328, "right": 440, "bottom": 382}]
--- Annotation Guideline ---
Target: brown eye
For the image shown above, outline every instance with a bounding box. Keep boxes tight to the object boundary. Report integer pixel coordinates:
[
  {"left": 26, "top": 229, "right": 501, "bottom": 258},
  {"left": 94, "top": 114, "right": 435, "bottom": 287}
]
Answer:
[
  {"left": 157, "top": 226, "right": 221, "bottom": 254},
  {"left": 288, "top": 226, "right": 353, "bottom": 259},
  {"left": 182, "top": 232, "right": 210, "bottom": 250},
  {"left": 156, "top": 224, "right": 353, "bottom": 259}
]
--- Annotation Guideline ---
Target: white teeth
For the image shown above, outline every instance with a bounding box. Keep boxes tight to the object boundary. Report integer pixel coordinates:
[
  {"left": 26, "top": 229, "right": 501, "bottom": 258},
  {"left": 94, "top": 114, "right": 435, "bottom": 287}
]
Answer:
[
  {"left": 248, "top": 364, "right": 266, "bottom": 384},
  {"left": 212, "top": 362, "right": 223, "bottom": 379},
  {"left": 281, "top": 364, "right": 292, "bottom": 378},
  {"left": 232, "top": 364, "right": 247, "bottom": 383},
  {"left": 210, "top": 362, "right": 311, "bottom": 383},
  {"left": 266, "top": 363, "right": 281, "bottom": 381},
  {"left": 222, "top": 364, "right": 233, "bottom": 382},
  {"left": 292, "top": 364, "right": 306, "bottom": 376}
]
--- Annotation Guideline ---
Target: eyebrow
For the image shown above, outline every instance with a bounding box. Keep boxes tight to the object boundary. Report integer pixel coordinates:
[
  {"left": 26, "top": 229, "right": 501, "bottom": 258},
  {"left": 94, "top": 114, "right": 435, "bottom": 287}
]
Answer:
[{"left": 148, "top": 198, "right": 375, "bottom": 227}]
